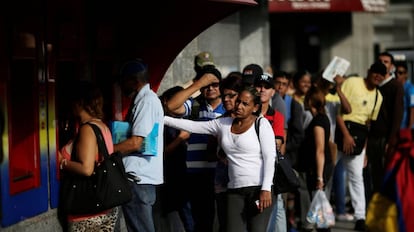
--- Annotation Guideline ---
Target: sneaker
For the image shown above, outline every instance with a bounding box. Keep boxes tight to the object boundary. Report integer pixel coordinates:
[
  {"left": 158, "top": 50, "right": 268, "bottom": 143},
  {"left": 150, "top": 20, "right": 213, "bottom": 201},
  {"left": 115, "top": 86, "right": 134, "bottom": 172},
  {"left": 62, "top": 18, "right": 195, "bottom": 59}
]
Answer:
[
  {"left": 354, "top": 219, "right": 365, "bottom": 231},
  {"left": 336, "top": 213, "right": 354, "bottom": 221}
]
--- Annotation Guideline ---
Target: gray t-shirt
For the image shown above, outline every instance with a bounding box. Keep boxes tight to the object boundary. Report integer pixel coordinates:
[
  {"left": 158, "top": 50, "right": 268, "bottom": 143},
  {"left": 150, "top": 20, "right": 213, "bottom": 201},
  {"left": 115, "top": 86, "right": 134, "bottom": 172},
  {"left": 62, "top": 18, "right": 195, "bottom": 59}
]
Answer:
[{"left": 271, "top": 93, "right": 288, "bottom": 129}]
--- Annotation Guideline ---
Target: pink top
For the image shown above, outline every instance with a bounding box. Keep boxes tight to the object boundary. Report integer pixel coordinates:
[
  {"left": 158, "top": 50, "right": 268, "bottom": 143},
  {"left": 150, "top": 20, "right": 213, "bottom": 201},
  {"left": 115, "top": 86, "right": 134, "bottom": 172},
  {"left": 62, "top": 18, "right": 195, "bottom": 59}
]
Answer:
[
  {"left": 67, "top": 123, "right": 115, "bottom": 221},
  {"left": 99, "top": 124, "right": 114, "bottom": 160}
]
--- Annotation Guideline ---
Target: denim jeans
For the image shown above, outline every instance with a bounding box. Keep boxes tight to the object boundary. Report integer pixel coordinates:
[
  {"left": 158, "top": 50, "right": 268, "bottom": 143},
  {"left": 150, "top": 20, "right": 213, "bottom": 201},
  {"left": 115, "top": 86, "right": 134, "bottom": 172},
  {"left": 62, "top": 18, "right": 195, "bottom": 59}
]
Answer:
[
  {"left": 333, "top": 158, "right": 347, "bottom": 214},
  {"left": 178, "top": 201, "right": 194, "bottom": 232},
  {"left": 266, "top": 194, "right": 287, "bottom": 232},
  {"left": 122, "top": 183, "right": 156, "bottom": 232}
]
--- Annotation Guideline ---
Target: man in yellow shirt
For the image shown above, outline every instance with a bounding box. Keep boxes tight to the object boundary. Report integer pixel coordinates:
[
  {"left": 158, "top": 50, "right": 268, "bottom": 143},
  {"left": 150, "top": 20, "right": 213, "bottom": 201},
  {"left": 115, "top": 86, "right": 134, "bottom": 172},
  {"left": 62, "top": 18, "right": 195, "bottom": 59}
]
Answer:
[{"left": 335, "top": 61, "right": 386, "bottom": 231}]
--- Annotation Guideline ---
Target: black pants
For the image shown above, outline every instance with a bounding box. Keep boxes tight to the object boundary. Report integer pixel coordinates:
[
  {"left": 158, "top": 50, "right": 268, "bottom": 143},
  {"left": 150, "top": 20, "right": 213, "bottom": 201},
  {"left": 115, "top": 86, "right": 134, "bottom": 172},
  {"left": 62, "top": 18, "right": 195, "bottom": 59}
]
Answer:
[
  {"left": 226, "top": 186, "right": 273, "bottom": 232},
  {"left": 366, "top": 136, "right": 387, "bottom": 200},
  {"left": 188, "top": 172, "right": 215, "bottom": 232}
]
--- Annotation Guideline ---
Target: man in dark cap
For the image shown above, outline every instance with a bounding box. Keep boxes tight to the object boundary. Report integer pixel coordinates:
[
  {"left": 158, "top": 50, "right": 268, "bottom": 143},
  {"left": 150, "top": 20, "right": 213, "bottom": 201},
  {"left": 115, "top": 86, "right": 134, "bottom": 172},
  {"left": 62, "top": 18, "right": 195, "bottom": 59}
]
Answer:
[
  {"left": 334, "top": 61, "right": 386, "bottom": 231},
  {"left": 252, "top": 73, "right": 288, "bottom": 232},
  {"left": 242, "top": 64, "right": 288, "bottom": 151},
  {"left": 166, "top": 65, "right": 225, "bottom": 232},
  {"left": 366, "top": 52, "right": 404, "bottom": 201},
  {"left": 242, "top": 63, "right": 263, "bottom": 86},
  {"left": 115, "top": 59, "right": 164, "bottom": 232}
]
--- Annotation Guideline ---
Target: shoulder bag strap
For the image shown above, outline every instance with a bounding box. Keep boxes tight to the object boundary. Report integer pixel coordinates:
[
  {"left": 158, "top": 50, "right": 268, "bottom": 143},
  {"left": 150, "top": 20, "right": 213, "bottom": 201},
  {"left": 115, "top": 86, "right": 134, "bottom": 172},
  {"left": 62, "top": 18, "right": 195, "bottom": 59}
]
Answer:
[
  {"left": 367, "top": 89, "right": 379, "bottom": 129},
  {"left": 254, "top": 116, "right": 263, "bottom": 142},
  {"left": 371, "top": 88, "right": 379, "bottom": 119},
  {"left": 86, "top": 122, "right": 110, "bottom": 160}
]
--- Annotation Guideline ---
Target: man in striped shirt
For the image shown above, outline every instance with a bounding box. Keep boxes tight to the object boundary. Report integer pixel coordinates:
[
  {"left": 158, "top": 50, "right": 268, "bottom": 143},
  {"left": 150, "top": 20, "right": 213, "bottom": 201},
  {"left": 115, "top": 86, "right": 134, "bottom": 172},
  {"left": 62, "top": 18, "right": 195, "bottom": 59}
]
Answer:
[{"left": 166, "top": 64, "right": 224, "bottom": 232}]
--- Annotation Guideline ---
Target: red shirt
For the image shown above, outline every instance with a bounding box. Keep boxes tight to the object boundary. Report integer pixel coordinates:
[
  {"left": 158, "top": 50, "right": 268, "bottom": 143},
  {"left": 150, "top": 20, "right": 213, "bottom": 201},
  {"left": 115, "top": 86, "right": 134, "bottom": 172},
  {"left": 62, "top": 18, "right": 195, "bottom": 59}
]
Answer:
[{"left": 264, "top": 106, "right": 285, "bottom": 142}]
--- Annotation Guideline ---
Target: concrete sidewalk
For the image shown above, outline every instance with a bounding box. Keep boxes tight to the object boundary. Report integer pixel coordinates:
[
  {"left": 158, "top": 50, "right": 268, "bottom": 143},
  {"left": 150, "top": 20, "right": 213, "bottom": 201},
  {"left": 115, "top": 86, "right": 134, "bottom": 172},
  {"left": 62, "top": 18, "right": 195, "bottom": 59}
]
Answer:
[{"left": 332, "top": 220, "right": 356, "bottom": 232}]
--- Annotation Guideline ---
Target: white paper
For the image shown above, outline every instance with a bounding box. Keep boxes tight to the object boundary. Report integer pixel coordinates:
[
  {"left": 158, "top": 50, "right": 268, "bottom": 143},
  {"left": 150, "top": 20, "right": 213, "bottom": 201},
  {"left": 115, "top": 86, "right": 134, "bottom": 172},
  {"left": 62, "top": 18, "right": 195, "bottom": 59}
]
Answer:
[{"left": 322, "top": 56, "right": 350, "bottom": 83}]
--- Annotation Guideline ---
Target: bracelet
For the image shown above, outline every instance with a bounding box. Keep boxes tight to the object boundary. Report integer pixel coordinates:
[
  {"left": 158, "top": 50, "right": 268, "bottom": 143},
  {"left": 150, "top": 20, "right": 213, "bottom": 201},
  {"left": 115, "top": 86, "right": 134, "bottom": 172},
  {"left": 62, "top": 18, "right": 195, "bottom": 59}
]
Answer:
[
  {"left": 60, "top": 159, "right": 67, "bottom": 170},
  {"left": 316, "top": 177, "right": 323, "bottom": 182}
]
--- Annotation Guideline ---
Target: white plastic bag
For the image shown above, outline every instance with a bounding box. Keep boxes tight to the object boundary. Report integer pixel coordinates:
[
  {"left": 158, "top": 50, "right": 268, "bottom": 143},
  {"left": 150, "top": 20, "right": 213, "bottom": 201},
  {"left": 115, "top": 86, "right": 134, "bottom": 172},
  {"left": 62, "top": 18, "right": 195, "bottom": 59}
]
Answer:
[{"left": 306, "top": 190, "right": 335, "bottom": 228}]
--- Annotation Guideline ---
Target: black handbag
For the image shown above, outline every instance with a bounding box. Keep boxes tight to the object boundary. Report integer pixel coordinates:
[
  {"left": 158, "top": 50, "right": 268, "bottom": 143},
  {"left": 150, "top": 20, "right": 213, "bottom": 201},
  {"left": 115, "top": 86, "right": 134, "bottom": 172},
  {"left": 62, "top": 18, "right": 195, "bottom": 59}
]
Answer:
[
  {"left": 60, "top": 123, "right": 132, "bottom": 215},
  {"left": 335, "top": 121, "right": 369, "bottom": 156},
  {"left": 273, "top": 154, "right": 300, "bottom": 194},
  {"left": 335, "top": 89, "right": 378, "bottom": 156},
  {"left": 254, "top": 117, "right": 300, "bottom": 194}
]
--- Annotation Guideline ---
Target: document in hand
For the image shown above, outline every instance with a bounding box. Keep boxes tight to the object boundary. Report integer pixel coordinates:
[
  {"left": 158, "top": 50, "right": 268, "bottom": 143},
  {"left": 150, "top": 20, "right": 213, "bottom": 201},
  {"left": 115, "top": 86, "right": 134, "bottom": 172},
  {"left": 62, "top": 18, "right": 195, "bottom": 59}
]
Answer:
[
  {"left": 109, "top": 121, "right": 159, "bottom": 156},
  {"left": 109, "top": 121, "right": 131, "bottom": 144},
  {"left": 322, "top": 56, "right": 350, "bottom": 83}
]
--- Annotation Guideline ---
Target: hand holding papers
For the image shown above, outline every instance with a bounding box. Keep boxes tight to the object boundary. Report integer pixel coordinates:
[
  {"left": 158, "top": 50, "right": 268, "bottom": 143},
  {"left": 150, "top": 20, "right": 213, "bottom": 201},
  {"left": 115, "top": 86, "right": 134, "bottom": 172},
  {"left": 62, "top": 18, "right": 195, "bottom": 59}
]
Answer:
[
  {"left": 109, "top": 121, "right": 158, "bottom": 156},
  {"left": 322, "top": 56, "right": 350, "bottom": 83},
  {"left": 110, "top": 121, "right": 131, "bottom": 144}
]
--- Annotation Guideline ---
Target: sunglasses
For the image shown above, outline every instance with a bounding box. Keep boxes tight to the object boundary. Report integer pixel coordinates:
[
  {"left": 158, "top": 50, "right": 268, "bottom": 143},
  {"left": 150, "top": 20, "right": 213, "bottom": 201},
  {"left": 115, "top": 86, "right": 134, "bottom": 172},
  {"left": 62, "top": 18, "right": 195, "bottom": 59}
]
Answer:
[
  {"left": 202, "top": 82, "right": 220, "bottom": 89},
  {"left": 254, "top": 83, "right": 273, "bottom": 89}
]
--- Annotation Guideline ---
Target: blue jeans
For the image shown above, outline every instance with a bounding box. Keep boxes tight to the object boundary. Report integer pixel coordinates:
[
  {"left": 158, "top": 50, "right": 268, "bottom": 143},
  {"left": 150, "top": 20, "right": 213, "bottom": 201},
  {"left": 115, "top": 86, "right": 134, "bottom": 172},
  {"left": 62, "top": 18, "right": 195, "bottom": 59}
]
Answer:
[
  {"left": 266, "top": 194, "right": 287, "bottom": 232},
  {"left": 178, "top": 201, "right": 194, "bottom": 232},
  {"left": 122, "top": 183, "right": 156, "bottom": 232},
  {"left": 333, "top": 158, "right": 347, "bottom": 214}
]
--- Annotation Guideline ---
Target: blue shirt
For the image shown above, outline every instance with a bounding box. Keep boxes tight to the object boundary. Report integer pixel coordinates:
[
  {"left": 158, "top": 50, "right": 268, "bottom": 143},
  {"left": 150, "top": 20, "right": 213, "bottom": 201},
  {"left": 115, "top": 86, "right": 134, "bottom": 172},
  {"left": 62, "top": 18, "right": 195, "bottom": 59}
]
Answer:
[
  {"left": 401, "top": 81, "right": 414, "bottom": 128},
  {"left": 186, "top": 99, "right": 225, "bottom": 173},
  {"left": 122, "top": 84, "right": 164, "bottom": 185}
]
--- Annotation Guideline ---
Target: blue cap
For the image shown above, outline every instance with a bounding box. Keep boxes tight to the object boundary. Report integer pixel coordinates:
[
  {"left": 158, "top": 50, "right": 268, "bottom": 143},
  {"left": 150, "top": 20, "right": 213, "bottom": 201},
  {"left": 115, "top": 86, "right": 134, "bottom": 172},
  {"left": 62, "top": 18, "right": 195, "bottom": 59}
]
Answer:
[{"left": 120, "top": 59, "right": 148, "bottom": 77}]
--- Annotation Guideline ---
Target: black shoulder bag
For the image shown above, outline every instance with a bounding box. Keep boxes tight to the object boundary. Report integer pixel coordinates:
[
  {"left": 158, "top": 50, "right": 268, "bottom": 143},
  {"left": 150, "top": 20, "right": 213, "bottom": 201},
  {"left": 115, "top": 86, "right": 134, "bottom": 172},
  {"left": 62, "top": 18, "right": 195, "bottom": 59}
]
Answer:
[
  {"left": 335, "top": 89, "right": 378, "bottom": 156},
  {"left": 255, "top": 117, "right": 300, "bottom": 194},
  {"left": 60, "top": 122, "right": 132, "bottom": 215}
]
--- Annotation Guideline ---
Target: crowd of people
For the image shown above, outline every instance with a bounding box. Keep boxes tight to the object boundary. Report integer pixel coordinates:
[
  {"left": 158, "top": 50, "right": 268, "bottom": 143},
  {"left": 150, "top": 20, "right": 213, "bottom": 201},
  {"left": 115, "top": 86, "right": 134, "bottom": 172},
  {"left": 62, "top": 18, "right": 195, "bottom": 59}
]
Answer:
[{"left": 58, "top": 51, "right": 410, "bottom": 232}]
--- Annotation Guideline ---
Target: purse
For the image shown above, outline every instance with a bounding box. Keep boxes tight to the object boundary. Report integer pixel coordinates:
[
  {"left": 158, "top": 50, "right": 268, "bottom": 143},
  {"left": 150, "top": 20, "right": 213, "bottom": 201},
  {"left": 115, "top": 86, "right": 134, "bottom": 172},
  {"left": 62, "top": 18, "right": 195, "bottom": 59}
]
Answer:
[
  {"left": 335, "top": 121, "right": 369, "bottom": 156},
  {"left": 254, "top": 117, "right": 300, "bottom": 194},
  {"left": 335, "top": 89, "right": 378, "bottom": 156},
  {"left": 60, "top": 123, "right": 132, "bottom": 215},
  {"left": 273, "top": 154, "right": 300, "bottom": 194}
]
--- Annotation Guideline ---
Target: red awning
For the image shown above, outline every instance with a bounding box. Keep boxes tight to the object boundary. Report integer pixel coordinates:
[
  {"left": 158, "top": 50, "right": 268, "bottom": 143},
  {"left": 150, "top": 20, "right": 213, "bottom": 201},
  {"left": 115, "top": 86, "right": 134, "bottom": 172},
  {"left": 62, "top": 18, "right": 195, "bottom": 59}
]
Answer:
[{"left": 268, "top": 0, "right": 387, "bottom": 13}]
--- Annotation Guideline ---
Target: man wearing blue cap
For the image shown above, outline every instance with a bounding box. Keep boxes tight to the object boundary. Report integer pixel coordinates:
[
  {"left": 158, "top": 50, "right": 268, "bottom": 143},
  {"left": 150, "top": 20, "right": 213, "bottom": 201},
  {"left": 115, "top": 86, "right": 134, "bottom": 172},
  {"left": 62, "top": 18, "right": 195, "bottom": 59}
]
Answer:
[{"left": 115, "top": 59, "right": 164, "bottom": 232}]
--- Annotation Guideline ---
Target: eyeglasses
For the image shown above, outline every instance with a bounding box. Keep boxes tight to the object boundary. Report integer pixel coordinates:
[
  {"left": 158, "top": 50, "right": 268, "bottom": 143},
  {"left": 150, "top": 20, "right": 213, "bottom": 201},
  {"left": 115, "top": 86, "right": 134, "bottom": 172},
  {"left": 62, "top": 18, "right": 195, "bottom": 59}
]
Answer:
[
  {"left": 202, "top": 82, "right": 220, "bottom": 89},
  {"left": 222, "top": 93, "right": 238, "bottom": 99},
  {"left": 397, "top": 71, "right": 406, "bottom": 75},
  {"left": 274, "top": 80, "right": 288, "bottom": 87}
]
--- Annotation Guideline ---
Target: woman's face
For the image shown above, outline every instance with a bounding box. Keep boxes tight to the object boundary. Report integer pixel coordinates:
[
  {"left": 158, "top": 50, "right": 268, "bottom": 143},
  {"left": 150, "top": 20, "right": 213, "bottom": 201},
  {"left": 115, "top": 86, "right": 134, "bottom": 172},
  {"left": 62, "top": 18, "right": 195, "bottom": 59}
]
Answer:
[
  {"left": 222, "top": 89, "right": 239, "bottom": 112},
  {"left": 296, "top": 74, "right": 312, "bottom": 95},
  {"left": 234, "top": 90, "right": 258, "bottom": 119}
]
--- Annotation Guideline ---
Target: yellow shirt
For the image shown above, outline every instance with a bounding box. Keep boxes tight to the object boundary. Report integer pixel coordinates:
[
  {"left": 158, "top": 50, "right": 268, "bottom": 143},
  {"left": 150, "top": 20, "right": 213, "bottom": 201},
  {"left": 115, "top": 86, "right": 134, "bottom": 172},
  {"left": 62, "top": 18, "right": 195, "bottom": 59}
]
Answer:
[{"left": 341, "top": 76, "right": 383, "bottom": 125}]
